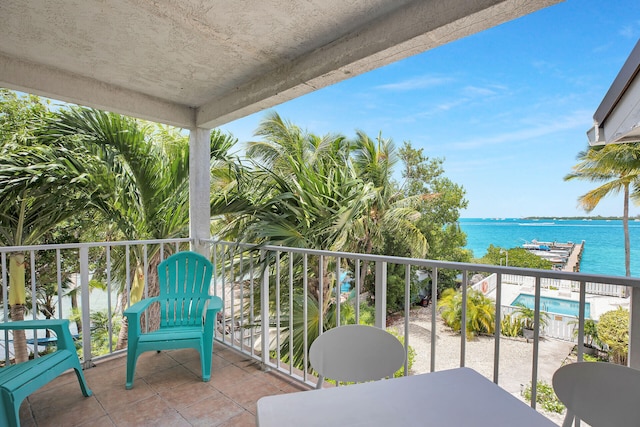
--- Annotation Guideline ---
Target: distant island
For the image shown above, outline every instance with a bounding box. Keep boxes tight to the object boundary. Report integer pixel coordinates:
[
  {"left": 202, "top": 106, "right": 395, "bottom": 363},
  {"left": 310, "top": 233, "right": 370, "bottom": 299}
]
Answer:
[{"left": 524, "top": 216, "right": 640, "bottom": 221}]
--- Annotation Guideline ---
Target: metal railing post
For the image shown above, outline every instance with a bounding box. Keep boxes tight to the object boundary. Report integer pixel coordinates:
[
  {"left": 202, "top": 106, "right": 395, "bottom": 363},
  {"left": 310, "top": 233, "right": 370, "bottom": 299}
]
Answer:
[
  {"left": 260, "top": 250, "right": 270, "bottom": 370},
  {"left": 630, "top": 286, "right": 640, "bottom": 368},
  {"left": 460, "top": 270, "right": 467, "bottom": 367},
  {"left": 79, "top": 247, "right": 92, "bottom": 369}
]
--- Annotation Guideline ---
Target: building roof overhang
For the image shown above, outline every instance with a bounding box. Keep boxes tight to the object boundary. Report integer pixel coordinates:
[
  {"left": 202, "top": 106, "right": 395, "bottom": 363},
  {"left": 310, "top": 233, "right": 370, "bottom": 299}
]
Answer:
[{"left": 588, "top": 39, "right": 640, "bottom": 146}]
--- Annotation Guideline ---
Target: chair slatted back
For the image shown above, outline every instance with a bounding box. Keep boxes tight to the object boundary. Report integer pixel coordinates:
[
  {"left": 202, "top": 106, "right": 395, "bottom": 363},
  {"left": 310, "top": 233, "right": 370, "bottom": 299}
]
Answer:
[{"left": 157, "top": 251, "right": 214, "bottom": 328}]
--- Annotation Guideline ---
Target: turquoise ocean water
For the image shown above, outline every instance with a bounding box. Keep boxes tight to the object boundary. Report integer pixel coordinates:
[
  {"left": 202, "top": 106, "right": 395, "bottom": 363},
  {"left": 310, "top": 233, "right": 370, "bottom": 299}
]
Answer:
[{"left": 459, "top": 218, "right": 640, "bottom": 277}]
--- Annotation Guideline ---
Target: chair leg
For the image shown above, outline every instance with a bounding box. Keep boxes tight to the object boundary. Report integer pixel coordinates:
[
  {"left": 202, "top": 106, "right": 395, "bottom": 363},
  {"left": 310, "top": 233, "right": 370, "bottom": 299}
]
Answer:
[
  {"left": 562, "top": 411, "right": 574, "bottom": 427},
  {"left": 126, "top": 349, "right": 139, "bottom": 390},
  {"left": 0, "top": 392, "right": 19, "bottom": 427},
  {"left": 9, "top": 404, "right": 19, "bottom": 427},
  {"left": 73, "top": 367, "right": 93, "bottom": 397},
  {"left": 201, "top": 340, "right": 213, "bottom": 382}
]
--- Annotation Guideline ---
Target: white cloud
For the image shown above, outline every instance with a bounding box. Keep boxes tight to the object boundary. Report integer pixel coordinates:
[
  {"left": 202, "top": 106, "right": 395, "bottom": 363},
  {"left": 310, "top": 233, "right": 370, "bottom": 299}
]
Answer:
[
  {"left": 395, "top": 98, "right": 470, "bottom": 123},
  {"left": 462, "top": 86, "right": 497, "bottom": 97},
  {"left": 375, "top": 75, "right": 453, "bottom": 91},
  {"left": 450, "top": 110, "right": 591, "bottom": 150},
  {"left": 619, "top": 23, "right": 640, "bottom": 39}
]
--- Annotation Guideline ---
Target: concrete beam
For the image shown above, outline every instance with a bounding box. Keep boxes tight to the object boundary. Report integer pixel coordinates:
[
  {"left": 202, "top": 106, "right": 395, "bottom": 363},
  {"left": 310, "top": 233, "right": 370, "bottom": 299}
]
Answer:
[{"left": 0, "top": 53, "right": 195, "bottom": 129}]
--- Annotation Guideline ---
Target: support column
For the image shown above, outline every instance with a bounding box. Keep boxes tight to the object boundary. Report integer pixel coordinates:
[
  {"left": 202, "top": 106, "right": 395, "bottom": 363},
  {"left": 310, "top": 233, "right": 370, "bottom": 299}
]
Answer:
[{"left": 189, "top": 128, "right": 212, "bottom": 255}]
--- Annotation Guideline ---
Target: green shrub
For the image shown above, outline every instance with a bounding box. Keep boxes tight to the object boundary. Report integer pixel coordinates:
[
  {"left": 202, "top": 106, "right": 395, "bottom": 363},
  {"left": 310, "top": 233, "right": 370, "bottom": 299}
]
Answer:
[
  {"left": 569, "top": 318, "right": 603, "bottom": 349},
  {"left": 598, "top": 307, "right": 629, "bottom": 365},
  {"left": 582, "top": 353, "right": 601, "bottom": 362},
  {"left": 356, "top": 302, "right": 376, "bottom": 325},
  {"left": 522, "top": 381, "right": 565, "bottom": 414},
  {"left": 438, "top": 288, "right": 495, "bottom": 339},
  {"left": 513, "top": 303, "right": 549, "bottom": 330},
  {"left": 500, "top": 313, "right": 523, "bottom": 338}
]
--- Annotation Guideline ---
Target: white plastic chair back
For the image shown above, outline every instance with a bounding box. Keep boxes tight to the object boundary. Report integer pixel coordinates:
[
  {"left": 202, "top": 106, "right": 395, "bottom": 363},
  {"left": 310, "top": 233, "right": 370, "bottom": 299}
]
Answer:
[
  {"left": 552, "top": 362, "right": 640, "bottom": 427},
  {"left": 309, "top": 324, "right": 406, "bottom": 389}
]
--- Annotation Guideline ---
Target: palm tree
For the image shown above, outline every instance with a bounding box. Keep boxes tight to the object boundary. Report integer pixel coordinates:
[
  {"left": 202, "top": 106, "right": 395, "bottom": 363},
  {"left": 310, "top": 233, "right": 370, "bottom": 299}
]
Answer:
[
  {"left": 240, "top": 112, "right": 370, "bottom": 312},
  {"left": 0, "top": 114, "right": 96, "bottom": 361},
  {"left": 349, "top": 131, "right": 428, "bottom": 293},
  {"left": 247, "top": 111, "right": 346, "bottom": 175},
  {"left": 437, "top": 288, "right": 495, "bottom": 339},
  {"left": 46, "top": 107, "right": 243, "bottom": 348},
  {"left": 234, "top": 115, "right": 434, "bottom": 370},
  {"left": 565, "top": 143, "right": 640, "bottom": 278}
]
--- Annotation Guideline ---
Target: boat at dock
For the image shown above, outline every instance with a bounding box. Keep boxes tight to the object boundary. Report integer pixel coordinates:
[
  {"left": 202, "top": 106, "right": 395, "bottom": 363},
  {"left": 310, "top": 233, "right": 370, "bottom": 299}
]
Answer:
[
  {"left": 522, "top": 240, "right": 584, "bottom": 271},
  {"left": 522, "top": 243, "right": 550, "bottom": 251}
]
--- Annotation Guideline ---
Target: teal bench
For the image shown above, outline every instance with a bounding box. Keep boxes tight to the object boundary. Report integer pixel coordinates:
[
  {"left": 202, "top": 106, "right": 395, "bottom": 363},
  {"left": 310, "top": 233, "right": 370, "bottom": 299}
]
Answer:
[{"left": 0, "top": 319, "right": 92, "bottom": 427}]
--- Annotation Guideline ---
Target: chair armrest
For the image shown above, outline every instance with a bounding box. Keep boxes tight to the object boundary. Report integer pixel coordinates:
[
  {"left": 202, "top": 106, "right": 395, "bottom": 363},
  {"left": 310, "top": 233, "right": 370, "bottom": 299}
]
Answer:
[
  {"left": 204, "top": 296, "right": 223, "bottom": 337},
  {"left": 123, "top": 297, "right": 160, "bottom": 339},
  {"left": 206, "top": 296, "right": 223, "bottom": 314},
  {"left": 123, "top": 297, "right": 160, "bottom": 320},
  {"left": 0, "top": 319, "right": 76, "bottom": 351}
]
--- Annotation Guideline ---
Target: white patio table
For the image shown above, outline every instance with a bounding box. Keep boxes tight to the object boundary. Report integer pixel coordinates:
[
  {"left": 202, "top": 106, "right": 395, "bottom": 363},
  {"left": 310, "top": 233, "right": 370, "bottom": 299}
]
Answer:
[{"left": 257, "top": 367, "right": 557, "bottom": 426}]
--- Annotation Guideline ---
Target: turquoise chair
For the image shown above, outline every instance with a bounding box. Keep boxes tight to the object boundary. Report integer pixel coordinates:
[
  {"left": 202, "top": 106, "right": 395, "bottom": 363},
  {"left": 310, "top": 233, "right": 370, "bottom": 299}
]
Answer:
[
  {"left": 0, "top": 319, "right": 92, "bottom": 427},
  {"left": 124, "top": 251, "right": 223, "bottom": 389}
]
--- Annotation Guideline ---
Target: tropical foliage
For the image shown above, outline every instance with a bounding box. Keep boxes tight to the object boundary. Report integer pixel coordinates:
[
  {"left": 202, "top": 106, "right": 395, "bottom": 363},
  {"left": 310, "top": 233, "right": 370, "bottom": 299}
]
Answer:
[
  {"left": 522, "top": 381, "right": 565, "bottom": 414},
  {"left": 512, "top": 302, "right": 550, "bottom": 331},
  {"left": 598, "top": 307, "right": 629, "bottom": 365},
  {"left": 0, "top": 90, "right": 470, "bottom": 372},
  {"left": 374, "top": 143, "right": 471, "bottom": 306},
  {"left": 478, "top": 245, "right": 552, "bottom": 270},
  {"left": 0, "top": 90, "right": 97, "bottom": 361},
  {"left": 438, "top": 288, "right": 495, "bottom": 339},
  {"left": 228, "top": 113, "right": 469, "bottom": 369},
  {"left": 43, "top": 107, "right": 242, "bottom": 348},
  {"left": 500, "top": 313, "right": 523, "bottom": 338},
  {"left": 570, "top": 318, "right": 603, "bottom": 349}
]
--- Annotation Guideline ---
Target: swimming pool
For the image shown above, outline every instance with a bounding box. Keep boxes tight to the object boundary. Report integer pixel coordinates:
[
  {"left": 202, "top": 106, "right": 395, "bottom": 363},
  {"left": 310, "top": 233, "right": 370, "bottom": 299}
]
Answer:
[{"left": 511, "top": 294, "right": 590, "bottom": 318}]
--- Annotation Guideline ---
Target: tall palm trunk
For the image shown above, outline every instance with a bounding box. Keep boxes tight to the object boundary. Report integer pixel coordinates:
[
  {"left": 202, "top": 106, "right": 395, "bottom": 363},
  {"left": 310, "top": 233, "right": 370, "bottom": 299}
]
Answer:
[
  {"left": 115, "top": 291, "right": 129, "bottom": 350},
  {"left": 70, "top": 290, "right": 82, "bottom": 334},
  {"left": 308, "top": 257, "right": 333, "bottom": 315},
  {"left": 115, "top": 254, "right": 162, "bottom": 350},
  {"left": 623, "top": 183, "right": 631, "bottom": 277},
  {"left": 357, "top": 237, "right": 374, "bottom": 295},
  {"left": 623, "top": 183, "right": 631, "bottom": 298},
  {"left": 9, "top": 253, "right": 28, "bottom": 362}
]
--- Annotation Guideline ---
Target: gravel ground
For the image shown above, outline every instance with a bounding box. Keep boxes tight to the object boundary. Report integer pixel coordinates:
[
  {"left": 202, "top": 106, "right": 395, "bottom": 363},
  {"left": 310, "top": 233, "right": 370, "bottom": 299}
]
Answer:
[{"left": 389, "top": 306, "right": 575, "bottom": 426}]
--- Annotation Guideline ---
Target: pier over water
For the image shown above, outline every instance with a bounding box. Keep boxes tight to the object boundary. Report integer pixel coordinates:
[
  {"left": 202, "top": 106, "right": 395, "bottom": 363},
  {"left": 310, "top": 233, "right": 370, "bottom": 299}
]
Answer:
[
  {"left": 523, "top": 240, "right": 584, "bottom": 272},
  {"left": 563, "top": 241, "right": 584, "bottom": 272}
]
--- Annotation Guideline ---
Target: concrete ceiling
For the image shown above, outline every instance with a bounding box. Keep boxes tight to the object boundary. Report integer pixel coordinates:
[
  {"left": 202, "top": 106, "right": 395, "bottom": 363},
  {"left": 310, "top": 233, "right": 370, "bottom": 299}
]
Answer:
[{"left": 0, "top": 0, "right": 561, "bottom": 129}]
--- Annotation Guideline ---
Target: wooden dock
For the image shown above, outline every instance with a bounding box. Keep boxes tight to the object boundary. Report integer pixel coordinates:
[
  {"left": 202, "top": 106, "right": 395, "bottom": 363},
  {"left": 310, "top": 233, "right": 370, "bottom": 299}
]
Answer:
[
  {"left": 523, "top": 240, "right": 584, "bottom": 272},
  {"left": 562, "top": 241, "right": 584, "bottom": 272}
]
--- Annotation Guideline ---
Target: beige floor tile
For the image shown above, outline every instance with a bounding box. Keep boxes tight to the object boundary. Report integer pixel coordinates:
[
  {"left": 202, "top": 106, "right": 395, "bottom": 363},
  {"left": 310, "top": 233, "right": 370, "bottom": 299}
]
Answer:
[{"left": 16, "top": 343, "right": 314, "bottom": 426}]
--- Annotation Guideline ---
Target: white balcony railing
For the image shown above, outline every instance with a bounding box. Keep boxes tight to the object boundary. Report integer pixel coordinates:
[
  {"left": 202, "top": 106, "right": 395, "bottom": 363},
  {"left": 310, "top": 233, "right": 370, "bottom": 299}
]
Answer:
[{"left": 1, "top": 238, "right": 639, "bottom": 413}]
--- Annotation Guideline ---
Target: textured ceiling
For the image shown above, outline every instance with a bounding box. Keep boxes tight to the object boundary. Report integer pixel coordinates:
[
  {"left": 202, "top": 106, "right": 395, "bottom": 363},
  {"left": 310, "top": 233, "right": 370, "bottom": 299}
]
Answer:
[{"left": 0, "top": 0, "right": 561, "bottom": 128}]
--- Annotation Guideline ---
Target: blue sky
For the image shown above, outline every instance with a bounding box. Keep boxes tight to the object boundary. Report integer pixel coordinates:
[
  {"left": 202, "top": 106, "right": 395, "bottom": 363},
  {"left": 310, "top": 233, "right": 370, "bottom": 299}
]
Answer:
[{"left": 220, "top": 0, "right": 640, "bottom": 219}]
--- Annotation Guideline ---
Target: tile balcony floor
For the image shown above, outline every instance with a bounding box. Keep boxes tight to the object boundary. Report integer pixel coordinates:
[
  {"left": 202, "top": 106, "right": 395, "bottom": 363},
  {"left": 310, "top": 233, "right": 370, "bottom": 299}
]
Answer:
[{"left": 18, "top": 345, "right": 310, "bottom": 427}]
